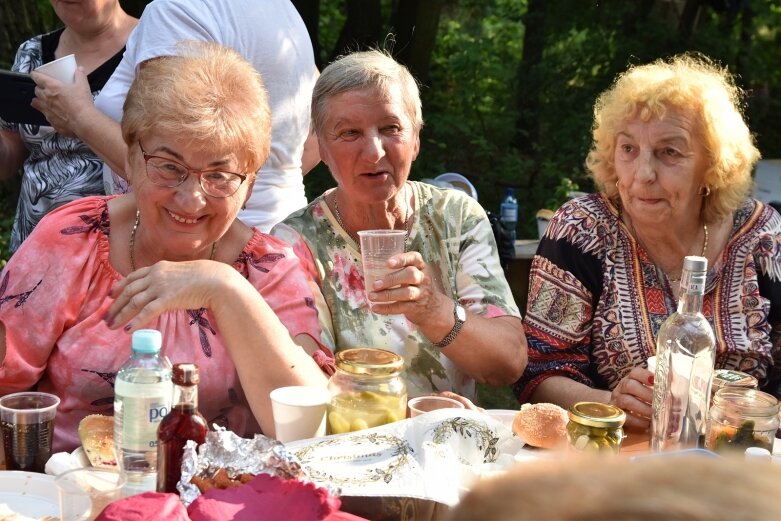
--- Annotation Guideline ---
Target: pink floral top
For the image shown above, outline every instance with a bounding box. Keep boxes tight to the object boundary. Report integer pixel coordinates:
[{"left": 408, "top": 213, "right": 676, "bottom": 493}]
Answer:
[{"left": 0, "top": 197, "right": 333, "bottom": 452}]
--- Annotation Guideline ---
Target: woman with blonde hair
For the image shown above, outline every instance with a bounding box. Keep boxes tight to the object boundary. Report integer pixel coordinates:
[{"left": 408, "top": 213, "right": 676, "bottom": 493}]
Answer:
[
  {"left": 0, "top": 41, "right": 333, "bottom": 452},
  {"left": 514, "top": 54, "right": 781, "bottom": 428}
]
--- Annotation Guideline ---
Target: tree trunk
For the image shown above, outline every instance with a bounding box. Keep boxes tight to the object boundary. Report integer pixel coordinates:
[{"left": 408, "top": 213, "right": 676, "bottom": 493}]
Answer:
[
  {"left": 679, "top": 0, "right": 703, "bottom": 38},
  {"left": 330, "top": 0, "right": 382, "bottom": 61},
  {"left": 390, "top": 0, "right": 445, "bottom": 86},
  {"left": 0, "top": 0, "right": 56, "bottom": 69},
  {"left": 291, "top": 0, "right": 322, "bottom": 69},
  {"left": 514, "top": 0, "right": 546, "bottom": 157}
]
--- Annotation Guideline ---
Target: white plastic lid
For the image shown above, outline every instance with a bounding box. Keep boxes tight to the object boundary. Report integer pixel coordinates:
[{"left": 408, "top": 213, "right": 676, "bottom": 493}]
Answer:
[
  {"left": 744, "top": 447, "right": 772, "bottom": 461},
  {"left": 131, "top": 329, "right": 162, "bottom": 354}
]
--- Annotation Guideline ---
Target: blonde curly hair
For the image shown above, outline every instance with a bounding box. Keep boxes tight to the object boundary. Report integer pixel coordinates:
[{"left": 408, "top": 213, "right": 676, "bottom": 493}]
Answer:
[{"left": 586, "top": 54, "right": 759, "bottom": 223}]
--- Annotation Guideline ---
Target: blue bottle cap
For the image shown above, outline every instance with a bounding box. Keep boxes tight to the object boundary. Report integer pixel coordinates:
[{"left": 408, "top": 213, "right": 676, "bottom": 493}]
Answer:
[{"left": 132, "top": 329, "right": 163, "bottom": 354}]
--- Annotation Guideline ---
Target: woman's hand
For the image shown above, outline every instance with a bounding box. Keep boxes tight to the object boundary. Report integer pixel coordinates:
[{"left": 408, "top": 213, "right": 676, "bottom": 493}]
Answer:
[
  {"left": 433, "top": 391, "right": 484, "bottom": 412},
  {"left": 30, "top": 67, "right": 94, "bottom": 137},
  {"left": 104, "top": 260, "right": 237, "bottom": 332},
  {"left": 368, "top": 251, "right": 449, "bottom": 324},
  {"left": 608, "top": 366, "right": 655, "bottom": 429}
]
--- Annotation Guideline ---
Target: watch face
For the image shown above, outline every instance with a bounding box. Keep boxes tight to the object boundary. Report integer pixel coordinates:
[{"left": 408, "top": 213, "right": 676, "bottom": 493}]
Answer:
[{"left": 455, "top": 304, "right": 466, "bottom": 322}]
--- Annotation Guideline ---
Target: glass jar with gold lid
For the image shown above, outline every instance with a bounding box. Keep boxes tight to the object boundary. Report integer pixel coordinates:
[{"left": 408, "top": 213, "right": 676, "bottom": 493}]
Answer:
[
  {"left": 566, "top": 402, "right": 626, "bottom": 454},
  {"left": 327, "top": 348, "right": 407, "bottom": 434}
]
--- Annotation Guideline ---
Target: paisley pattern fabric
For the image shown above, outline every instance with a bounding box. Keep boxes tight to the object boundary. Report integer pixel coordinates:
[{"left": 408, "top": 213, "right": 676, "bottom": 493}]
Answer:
[
  {"left": 513, "top": 193, "right": 781, "bottom": 402},
  {"left": 0, "top": 197, "right": 332, "bottom": 452},
  {"left": 273, "top": 181, "right": 521, "bottom": 401},
  {"left": 0, "top": 29, "right": 121, "bottom": 251}
]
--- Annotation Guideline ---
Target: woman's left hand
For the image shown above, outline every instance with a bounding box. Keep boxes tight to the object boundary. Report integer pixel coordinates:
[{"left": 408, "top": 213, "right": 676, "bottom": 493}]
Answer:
[
  {"left": 368, "top": 251, "right": 448, "bottom": 324},
  {"left": 30, "top": 67, "right": 94, "bottom": 137},
  {"left": 104, "top": 260, "right": 235, "bottom": 332},
  {"left": 608, "top": 366, "right": 655, "bottom": 429}
]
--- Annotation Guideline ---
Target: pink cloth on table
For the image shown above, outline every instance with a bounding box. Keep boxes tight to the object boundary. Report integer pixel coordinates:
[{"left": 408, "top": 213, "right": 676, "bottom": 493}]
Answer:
[
  {"left": 0, "top": 196, "right": 334, "bottom": 452},
  {"left": 187, "top": 474, "right": 364, "bottom": 521},
  {"left": 95, "top": 492, "right": 189, "bottom": 521}
]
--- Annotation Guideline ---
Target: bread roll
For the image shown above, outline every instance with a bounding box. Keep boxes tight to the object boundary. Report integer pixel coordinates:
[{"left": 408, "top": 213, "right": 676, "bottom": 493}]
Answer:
[
  {"left": 78, "top": 414, "right": 117, "bottom": 468},
  {"left": 512, "top": 403, "right": 569, "bottom": 449}
]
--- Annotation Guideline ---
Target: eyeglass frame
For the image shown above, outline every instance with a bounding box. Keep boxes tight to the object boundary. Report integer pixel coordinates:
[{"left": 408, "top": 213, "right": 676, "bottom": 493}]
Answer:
[{"left": 137, "top": 141, "right": 248, "bottom": 198}]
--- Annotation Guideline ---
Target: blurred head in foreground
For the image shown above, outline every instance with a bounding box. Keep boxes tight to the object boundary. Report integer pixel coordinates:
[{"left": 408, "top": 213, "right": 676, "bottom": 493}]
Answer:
[{"left": 449, "top": 455, "right": 781, "bottom": 521}]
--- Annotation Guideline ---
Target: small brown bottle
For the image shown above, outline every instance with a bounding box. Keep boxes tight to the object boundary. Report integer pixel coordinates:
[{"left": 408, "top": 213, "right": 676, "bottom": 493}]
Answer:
[{"left": 156, "top": 363, "right": 208, "bottom": 493}]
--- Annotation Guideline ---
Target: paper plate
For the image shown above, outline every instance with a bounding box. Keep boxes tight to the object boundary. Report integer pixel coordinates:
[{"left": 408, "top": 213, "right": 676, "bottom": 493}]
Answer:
[{"left": 0, "top": 471, "right": 60, "bottom": 518}]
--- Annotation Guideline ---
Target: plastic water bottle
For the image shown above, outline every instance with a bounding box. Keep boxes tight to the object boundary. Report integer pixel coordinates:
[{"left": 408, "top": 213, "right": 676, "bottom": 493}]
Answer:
[
  {"left": 651, "top": 256, "right": 716, "bottom": 451},
  {"left": 114, "top": 329, "right": 173, "bottom": 488},
  {"left": 500, "top": 187, "right": 519, "bottom": 242}
]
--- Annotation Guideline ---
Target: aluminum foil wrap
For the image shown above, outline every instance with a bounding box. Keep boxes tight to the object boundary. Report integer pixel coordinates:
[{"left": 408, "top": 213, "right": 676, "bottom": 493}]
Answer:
[{"left": 178, "top": 426, "right": 311, "bottom": 506}]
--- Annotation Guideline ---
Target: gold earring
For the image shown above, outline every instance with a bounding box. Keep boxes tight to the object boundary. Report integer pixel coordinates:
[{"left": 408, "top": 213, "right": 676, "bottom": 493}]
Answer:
[{"left": 615, "top": 180, "right": 620, "bottom": 189}]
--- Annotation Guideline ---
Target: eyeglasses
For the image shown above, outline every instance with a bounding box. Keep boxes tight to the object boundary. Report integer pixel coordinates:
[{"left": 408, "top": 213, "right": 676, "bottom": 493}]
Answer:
[{"left": 138, "top": 142, "right": 247, "bottom": 198}]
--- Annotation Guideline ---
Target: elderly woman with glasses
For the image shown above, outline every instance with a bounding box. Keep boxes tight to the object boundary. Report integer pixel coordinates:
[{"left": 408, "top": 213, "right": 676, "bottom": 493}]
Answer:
[{"left": 0, "top": 42, "right": 333, "bottom": 453}]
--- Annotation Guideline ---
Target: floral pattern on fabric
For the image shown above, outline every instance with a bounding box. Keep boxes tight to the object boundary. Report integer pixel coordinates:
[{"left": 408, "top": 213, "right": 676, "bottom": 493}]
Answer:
[
  {"left": 273, "top": 181, "right": 520, "bottom": 401},
  {"left": 0, "top": 196, "right": 332, "bottom": 452},
  {"left": 513, "top": 193, "right": 781, "bottom": 402}
]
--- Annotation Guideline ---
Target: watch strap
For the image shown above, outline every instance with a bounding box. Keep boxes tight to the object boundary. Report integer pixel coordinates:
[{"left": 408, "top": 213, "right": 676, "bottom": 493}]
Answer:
[{"left": 435, "top": 302, "right": 465, "bottom": 348}]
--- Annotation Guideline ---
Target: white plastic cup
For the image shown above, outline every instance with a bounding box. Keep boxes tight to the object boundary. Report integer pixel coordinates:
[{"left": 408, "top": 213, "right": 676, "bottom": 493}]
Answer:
[
  {"left": 270, "top": 386, "right": 331, "bottom": 443},
  {"left": 56, "top": 467, "right": 126, "bottom": 521},
  {"left": 35, "top": 53, "right": 77, "bottom": 84},
  {"left": 358, "top": 229, "right": 406, "bottom": 308},
  {"left": 408, "top": 395, "right": 465, "bottom": 418},
  {"left": 647, "top": 356, "right": 657, "bottom": 374}
]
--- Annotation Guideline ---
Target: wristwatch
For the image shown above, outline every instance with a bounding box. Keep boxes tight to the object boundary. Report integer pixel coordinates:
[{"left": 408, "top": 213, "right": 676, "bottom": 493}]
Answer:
[{"left": 435, "top": 301, "right": 466, "bottom": 348}]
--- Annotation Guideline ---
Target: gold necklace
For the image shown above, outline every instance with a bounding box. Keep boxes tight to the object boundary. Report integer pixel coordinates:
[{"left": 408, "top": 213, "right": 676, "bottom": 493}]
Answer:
[
  {"left": 665, "top": 223, "right": 708, "bottom": 282},
  {"left": 129, "top": 210, "right": 217, "bottom": 271},
  {"left": 332, "top": 184, "right": 412, "bottom": 251}
]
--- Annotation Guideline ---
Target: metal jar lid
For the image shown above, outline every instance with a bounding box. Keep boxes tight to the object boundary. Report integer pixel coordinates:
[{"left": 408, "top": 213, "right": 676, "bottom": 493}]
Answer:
[
  {"left": 568, "top": 402, "right": 626, "bottom": 429},
  {"left": 335, "top": 348, "right": 404, "bottom": 376},
  {"left": 712, "top": 369, "right": 758, "bottom": 392}
]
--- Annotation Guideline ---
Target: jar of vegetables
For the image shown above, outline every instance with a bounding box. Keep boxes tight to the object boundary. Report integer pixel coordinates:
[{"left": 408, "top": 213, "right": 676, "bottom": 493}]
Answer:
[
  {"left": 327, "top": 348, "right": 407, "bottom": 434},
  {"left": 566, "top": 402, "right": 626, "bottom": 454},
  {"left": 705, "top": 387, "right": 779, "bottom": 454}
]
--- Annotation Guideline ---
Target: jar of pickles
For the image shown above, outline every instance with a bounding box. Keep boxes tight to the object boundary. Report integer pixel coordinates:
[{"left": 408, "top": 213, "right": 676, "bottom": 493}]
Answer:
[
  {"left": 566, "top": 402, "right": 626, "bottom": 454},
  {"left": 327, "top": 348, "right": 407, "bottom": 434},
  {"left": 705, "top": 387, "right": 779, "bottom": 454}
]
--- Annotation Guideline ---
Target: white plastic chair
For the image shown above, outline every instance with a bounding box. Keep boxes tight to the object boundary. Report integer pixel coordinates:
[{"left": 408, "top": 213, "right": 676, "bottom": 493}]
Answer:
[{"left": 434, "top": 172, "right": 478, "bottom": 201}]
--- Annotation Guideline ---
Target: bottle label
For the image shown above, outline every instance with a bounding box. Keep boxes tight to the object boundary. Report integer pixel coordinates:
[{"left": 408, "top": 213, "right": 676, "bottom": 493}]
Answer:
[
  {"left": 115, "top": 380, "right": 173, "bottom": 452},
  {"left": 501, "top": 204, "right": 518, "bottom": 223}
]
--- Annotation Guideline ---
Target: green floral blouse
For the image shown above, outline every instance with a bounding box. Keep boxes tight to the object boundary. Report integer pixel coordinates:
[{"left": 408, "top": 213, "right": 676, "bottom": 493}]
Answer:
[{"left": 272, "top": 181, "right": 520, "bottom": 401}]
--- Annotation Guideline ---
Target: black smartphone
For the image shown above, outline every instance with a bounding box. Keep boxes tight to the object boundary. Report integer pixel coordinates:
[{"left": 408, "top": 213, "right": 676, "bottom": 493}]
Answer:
[{"left": 0, "top": 69, "right": 50, "bottom": 127}]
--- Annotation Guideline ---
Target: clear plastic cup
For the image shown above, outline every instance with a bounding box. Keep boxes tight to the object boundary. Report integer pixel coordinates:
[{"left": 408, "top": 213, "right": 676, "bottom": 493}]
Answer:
[
  {"left": 358, "top": 230, "right": 406, "bottom": 309},
  {"left": 0, "top": 392, "right": 60, "bottom": 473},
  {"left": 56, "top": 468, "right": 127, "bottom": 521}
]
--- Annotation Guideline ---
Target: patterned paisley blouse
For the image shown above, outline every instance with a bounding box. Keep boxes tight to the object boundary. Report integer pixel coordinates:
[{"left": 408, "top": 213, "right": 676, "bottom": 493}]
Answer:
[
  {"left": 273, "top": 181, "right": 521, "bottom": 401},
  {"left": 513, "top": 193, "right": 781, "bottom": 403},
  {"left": 0, "top": 197, "right": 334, "bottom": 452}
]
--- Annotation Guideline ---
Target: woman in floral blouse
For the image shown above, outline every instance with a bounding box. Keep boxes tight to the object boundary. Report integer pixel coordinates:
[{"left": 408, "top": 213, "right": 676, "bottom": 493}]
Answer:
[
  {"left": 0, "top": 43, "right": 332, "bottom": 452},
  {"left": 273, "top": 50, "right": 527, "bottom": 402}
]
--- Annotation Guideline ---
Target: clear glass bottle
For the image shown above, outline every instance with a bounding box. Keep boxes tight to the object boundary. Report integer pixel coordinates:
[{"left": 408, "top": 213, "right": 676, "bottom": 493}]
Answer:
[
  {"left": 705, "top": 387, "right": 779, "bottom": 454},
  {"left": 327, "top": 348, "right": 407, "bottom": 434},
  {"left": 500, "top": 188, "right": 519, "bottom": 243},
  {"left": 114, "top": 329, "right": 173, "bottom": 487},
  {"left": 651, "top": 256, "right": 716, "bottom": 451},
  {"left": 157, "top": 363, "right": 208, "bottom": 494}
]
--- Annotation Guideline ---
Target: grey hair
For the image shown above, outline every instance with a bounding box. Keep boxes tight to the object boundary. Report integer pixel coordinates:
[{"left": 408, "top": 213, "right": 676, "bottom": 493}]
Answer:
[{"left": 312, "top": 49, "right": 423, "bottom": 135}]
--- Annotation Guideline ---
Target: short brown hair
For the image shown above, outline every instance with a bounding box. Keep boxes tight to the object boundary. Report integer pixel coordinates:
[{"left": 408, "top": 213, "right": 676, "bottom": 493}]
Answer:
[{"left": 122, "top": 41, "right": 271, "bottom": 174}]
